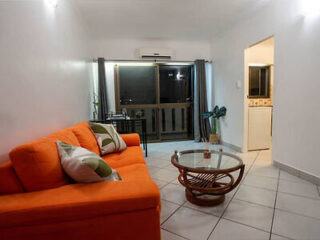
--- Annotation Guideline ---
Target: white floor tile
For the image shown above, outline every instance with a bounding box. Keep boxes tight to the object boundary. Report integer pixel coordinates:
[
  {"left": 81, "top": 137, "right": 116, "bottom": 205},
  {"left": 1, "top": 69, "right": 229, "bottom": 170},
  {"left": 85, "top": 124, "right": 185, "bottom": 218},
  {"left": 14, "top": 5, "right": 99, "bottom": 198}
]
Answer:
[
  {"left": 146, "top": 159, "right": 171, "bottom": 168},
  {"left": 249, "top": 164, "right": 279, "bottom": 178},
  {"left": 170, "top": 178, "right": 181, "bottom": 185},
  {"left": 208, "top": 218, "right": 270, "bottom": 240},
  {"left": 234, "top": 185, "right": 276, "bottom": 207},
  {"left": 152, "top": 168, "right": 178, "bottom": 182},
  {"left": 161, "top": 183, "right": 186, "bottom": 204},
  {"left": 161, "top": 200, "right": 180, "bottom": 224},
  {"left": 276, "top": 192, "right": 320, "bottom": 219},
  {"left": 163, "top": 163, "right": 179, "bottom": 172},
  {"left": 270, "top": 234, "right": 291, "bottom": 240},
  {"left": 243, "top": 174, "right": 278, "bottom": 191},
  {"left": 223, "top": 199, "right": 273, "bottom": 232},
  {"left": 279, "top": 170, "right": 313, "bottom": 185},
  {"left": 147, "top": 165, "right": 161, "bottom": 174},
  {"left": 153, "top": 178, "right": 170, "bottom": 189},
  {"left": 162, "top": 207, "right": 219, "bottom": 240},
  {"left": 183, "top": 196, "right": 231, "bottom": 217},
  {"left": 273, "top": 209, "right": 320, "bottom": 240},
  {"left": 278, "top": 179, "right": 319, "bottom": 199},
  {"left": 161, "top": 229, "right": 187, "bottom": 240}
]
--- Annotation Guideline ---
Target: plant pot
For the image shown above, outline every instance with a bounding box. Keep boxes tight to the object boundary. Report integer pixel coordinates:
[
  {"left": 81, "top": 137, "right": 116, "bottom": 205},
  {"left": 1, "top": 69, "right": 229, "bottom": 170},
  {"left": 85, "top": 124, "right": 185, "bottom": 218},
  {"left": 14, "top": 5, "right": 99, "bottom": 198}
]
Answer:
[{"left": 209, "top": 134, "right": 219, "bottom": 144}]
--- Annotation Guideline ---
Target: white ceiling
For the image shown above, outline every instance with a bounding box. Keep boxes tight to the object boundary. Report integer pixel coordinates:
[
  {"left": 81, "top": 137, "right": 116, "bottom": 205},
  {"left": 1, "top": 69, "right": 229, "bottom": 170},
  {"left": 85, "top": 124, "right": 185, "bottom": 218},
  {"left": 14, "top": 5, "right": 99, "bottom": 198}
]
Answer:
[{"left": 72, "top": 0, "right": 272, "bottom": 41}]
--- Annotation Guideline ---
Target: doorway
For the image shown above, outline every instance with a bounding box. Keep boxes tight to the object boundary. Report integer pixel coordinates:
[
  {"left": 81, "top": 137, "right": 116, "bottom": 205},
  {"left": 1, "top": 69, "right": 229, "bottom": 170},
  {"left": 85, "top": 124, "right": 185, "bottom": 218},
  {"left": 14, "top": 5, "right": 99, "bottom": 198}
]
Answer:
[
  {"left": 244, "top": 36, "right": 274, "bottom": 151},
  {"left": 114, "top": 63, "right": 194, "bottom": 141}
]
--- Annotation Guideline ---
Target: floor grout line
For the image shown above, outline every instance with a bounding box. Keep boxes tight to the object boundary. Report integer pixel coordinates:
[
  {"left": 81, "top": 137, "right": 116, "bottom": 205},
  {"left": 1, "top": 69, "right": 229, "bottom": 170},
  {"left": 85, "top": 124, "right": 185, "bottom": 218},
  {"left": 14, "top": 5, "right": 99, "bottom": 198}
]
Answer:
[
  {"left": 160, "top": 202, "right": 185, "bottom": 226},
  {"left": 220, "top": 216, "right": 271, "bottom": 234},
  {"left": 160, "top": 227, "right": 190, "bottom": 240},
  {"left": 269, "top": 167, "right": 280, "bottom": 240},
  {"left": 206, "top": 151, "right": 262, "bottom": 240}
]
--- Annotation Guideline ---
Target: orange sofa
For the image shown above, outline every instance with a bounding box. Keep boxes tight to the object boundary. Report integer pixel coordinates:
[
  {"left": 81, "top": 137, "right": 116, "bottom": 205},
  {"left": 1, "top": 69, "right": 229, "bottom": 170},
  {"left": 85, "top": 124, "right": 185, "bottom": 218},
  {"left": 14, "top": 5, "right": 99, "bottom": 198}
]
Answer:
[{"left": 0, "top": 122, "right": 161, "bottom": 240}]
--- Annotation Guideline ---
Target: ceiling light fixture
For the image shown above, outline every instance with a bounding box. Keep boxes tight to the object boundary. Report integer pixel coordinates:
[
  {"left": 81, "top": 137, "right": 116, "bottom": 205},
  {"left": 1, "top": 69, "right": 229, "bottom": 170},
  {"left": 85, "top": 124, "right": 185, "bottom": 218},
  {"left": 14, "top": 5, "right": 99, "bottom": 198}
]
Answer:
[
  {"left": 302, "top": 0, "right": 320, "bottom": 17},
  {"left": 46, "top": 0, "right": 58, "bottom": 8}
]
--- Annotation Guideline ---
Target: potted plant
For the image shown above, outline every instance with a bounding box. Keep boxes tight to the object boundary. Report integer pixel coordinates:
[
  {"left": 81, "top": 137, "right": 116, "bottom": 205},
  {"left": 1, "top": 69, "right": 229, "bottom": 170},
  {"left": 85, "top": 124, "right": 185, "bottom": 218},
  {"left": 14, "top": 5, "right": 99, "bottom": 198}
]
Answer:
[
  {"left": 93, "top": 94, "right": 100, "bottom": 120},
  {"left": 202, "top": 105, "right": 227, "bottom": 144}
]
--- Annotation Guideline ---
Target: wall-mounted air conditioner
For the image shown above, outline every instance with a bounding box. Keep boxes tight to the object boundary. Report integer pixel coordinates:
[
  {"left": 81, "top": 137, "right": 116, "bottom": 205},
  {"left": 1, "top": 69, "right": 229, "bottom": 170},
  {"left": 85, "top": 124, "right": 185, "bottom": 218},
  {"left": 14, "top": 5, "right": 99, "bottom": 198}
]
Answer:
[{"left": 138, "top": 48, "right": 173, "bottom": 60}]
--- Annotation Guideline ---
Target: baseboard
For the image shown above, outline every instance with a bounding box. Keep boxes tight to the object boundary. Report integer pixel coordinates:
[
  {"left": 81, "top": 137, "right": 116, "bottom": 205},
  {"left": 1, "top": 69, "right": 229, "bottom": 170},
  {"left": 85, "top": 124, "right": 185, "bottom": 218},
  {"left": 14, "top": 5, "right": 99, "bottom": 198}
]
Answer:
[
  {"left": 220, "top": 141, "right": 242, "bottom": 153},
  {"left": 273, "top": 160, "right": 320, "bottom": 186}
]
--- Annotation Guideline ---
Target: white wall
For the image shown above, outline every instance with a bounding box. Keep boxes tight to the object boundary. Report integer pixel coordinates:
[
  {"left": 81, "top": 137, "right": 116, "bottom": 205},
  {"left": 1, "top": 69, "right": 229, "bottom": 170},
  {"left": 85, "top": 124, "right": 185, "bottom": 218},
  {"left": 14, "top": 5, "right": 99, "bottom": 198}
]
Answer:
[
  {"left": 0, "top": 0, "right": 92, "bottom": 163},
  {"left": 91, "top": 38, "right": 211, "bottom": 60},
  {"left": 211, "top": 0, "right": 320, "bottom": 177}
]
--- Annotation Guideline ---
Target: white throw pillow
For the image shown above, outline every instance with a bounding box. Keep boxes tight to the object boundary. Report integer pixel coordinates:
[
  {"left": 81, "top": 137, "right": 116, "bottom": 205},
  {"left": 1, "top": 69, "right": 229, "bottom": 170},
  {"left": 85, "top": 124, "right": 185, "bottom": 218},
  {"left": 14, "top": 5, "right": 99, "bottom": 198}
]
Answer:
[
  {"left": 89, "top": 122, "right": 127, "bottom": 155},
  {"left": 56, "top": 141, "right": 121, "bottom": 183}
]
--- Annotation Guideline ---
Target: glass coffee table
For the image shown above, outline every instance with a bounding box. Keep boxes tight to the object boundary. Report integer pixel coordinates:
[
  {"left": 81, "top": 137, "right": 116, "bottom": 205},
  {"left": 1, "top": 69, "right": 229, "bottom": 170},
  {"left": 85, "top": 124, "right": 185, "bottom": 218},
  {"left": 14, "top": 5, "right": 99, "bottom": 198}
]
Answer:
[{"left": 171, "top": 149, "right": 245, "bottom": 206}]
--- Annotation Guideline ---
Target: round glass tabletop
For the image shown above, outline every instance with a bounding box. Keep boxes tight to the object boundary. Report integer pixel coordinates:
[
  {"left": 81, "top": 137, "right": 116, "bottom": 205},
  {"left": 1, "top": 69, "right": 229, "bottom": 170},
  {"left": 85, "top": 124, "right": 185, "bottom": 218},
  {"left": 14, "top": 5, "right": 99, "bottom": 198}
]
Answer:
[{"left": 171, "top": 150, "right": 243, "bottom": 172}]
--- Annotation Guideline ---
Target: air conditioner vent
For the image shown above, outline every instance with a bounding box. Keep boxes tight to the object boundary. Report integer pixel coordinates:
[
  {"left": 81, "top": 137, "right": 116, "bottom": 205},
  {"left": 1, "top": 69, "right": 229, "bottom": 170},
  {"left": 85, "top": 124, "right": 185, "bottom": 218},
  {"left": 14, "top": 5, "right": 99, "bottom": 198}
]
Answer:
[{"left": 139, "top": 48, "right": 173, "bottom": 59}]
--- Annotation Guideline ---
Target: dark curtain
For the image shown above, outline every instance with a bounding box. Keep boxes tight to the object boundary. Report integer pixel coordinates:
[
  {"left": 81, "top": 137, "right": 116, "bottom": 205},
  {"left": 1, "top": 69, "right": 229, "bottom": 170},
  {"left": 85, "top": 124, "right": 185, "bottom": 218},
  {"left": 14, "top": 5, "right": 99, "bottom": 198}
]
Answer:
[
  {"left": 97, "top": 57, "right": 108, "bottom": 120},
  {"left": 194, "top": 59, "right": 210, "bottom": 142}
]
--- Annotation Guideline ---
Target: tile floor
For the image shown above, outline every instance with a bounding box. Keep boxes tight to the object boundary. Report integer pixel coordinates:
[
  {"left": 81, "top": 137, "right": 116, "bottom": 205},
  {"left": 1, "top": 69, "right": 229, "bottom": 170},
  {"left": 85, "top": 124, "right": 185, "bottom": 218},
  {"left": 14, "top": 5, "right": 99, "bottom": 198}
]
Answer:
[{"left": 145, "top": 141, "right": 320, "bottom": 240}]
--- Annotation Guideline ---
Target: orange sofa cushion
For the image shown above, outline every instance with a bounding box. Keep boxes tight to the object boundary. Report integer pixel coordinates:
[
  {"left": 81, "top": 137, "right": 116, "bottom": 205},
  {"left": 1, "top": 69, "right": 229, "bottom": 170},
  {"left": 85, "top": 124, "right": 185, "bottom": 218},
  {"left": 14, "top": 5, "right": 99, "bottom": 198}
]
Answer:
[
  {"left": 0, "top": 207, "right": 161, "bottom": 240},
  {"left": 0, "top": 162, "right": 24, "bottom": 195},
  {"left": 102, "top": 146, "right": 146, "bottom": 169},
  {"left": 116, "top": 163, "right": 151, "bottom": 181},
  {"left": 9, "top": 129, "right": 80, "bottom": 192},
  {"left": 120, "top": 133, "right": 141, "bottom": 147},
  {"left": 71, "top": 122, "right": 100, "bottom": 155},
  {"left": 0, "top": 180, "right": 160, "bottom": 229}
]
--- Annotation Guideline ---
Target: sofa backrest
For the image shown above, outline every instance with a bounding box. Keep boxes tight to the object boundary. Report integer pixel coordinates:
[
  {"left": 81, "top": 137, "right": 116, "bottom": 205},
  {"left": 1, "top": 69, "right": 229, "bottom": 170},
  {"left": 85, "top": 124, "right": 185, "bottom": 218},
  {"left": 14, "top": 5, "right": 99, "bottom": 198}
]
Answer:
[
  {"left": 71, "top": 122, "right": 100, "bottom": 155},
  {"left": 0, "top": 162, "right": 24, "bottom": 195},
  {"left": 9, "top": 128, "right": 81, "bottom": 192}
]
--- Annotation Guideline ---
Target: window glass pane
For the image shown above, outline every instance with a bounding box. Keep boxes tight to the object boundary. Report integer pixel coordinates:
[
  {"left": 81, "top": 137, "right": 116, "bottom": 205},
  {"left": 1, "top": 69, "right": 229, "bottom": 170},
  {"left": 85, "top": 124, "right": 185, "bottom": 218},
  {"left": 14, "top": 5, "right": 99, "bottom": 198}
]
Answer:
[
  {"left": 159, "top": 65, "right": 192, "bottom": 103},
  {"left": 118, "top": 66, "right": 157, "bottom": 105}
]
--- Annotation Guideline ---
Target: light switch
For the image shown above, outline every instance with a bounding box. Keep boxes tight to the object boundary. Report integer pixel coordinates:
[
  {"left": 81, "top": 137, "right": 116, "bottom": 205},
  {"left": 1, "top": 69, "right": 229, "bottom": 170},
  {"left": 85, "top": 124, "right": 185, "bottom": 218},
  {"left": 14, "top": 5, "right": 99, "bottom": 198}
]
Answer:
[{"left": 236, "top": 80, "right": 242, "bottom": 89}]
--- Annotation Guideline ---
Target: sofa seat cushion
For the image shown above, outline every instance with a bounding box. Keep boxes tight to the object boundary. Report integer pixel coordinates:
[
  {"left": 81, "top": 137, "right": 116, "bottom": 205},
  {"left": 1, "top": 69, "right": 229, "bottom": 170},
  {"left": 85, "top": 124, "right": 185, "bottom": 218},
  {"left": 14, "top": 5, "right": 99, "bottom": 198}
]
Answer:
[
  {"left": 116, "top": 164, "right": 151, "bottom": 182},
  {"left": 102, "top": 146, "right": 146, "bottom": 169},
  {"left": 0, "top": 180, "right": 160, "bottom": 229},
  {"left": 0, "top": 162, "right": 24, "bottom": 195},
  {"left": 71, "top": 122, "right": 100, "bottom": 155},
  {"left": 10, "top": 129, "right": 80, "bottom": 192}
]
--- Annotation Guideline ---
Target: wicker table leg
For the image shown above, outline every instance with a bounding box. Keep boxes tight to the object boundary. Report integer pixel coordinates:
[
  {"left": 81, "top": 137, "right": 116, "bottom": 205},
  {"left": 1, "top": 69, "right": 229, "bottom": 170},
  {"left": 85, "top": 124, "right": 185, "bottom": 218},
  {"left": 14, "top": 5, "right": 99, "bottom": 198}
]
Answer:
[{"left": 185, "top": 188, "right": 225, "bottom": 207}]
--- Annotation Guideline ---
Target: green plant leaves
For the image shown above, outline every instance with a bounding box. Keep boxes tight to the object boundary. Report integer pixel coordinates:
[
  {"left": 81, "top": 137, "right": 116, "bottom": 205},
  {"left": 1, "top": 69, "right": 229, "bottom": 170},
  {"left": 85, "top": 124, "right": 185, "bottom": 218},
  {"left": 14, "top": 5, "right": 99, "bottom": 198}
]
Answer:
[{"left": 102, "top": 138, "right": 113, "bottom": 147}]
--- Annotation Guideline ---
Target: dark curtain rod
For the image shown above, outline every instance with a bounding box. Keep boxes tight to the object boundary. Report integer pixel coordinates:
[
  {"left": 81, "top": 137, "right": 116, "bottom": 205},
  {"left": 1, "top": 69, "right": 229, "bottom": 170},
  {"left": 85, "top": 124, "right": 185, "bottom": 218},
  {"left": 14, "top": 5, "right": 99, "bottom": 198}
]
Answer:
[{"left": 92, "top": 59, "right": 212, "bottom": 63}]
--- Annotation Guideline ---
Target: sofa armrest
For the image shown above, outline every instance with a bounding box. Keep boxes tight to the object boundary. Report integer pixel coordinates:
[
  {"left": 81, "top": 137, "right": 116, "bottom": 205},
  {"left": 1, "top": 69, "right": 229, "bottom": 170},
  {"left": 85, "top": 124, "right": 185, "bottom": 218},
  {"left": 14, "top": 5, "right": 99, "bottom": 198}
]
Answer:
[
  {"left": 0, "top": 180, "right": 160, "bottom": 228},
  {"left": 120, "top": 133, "right": 140, "bottom": 146}
]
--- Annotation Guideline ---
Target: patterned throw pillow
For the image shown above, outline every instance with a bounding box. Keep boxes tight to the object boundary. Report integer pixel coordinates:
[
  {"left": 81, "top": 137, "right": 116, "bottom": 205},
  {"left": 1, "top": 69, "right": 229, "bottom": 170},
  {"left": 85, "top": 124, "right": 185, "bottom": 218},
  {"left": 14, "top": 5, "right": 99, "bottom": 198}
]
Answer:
[
  {"left": 56, "top": 141, "right": 121, "bottom": 183},
  {"left": 89, "top": 122, "right": 127, "bottom": 155}
]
